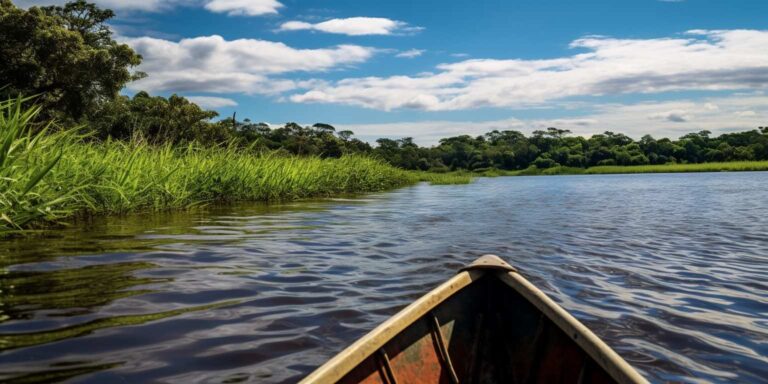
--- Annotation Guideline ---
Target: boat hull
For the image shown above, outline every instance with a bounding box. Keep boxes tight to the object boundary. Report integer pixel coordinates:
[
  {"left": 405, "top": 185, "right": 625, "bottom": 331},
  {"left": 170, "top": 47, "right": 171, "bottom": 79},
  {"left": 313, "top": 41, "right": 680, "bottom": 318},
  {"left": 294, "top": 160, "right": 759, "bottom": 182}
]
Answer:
[{"left": 301, "top": 255, "right": 647, "bottom": 384}]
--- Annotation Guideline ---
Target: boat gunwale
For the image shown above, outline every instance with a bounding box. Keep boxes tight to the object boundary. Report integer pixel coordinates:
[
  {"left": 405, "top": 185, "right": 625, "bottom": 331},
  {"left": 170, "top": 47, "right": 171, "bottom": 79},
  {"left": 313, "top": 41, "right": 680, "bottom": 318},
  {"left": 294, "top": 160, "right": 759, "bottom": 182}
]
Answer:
[
  {"left": 496, "top": 271, "right": 649, "bottom": 384},
  {"left": 300, "top": 260, "right": 648, "bottom": 384},
  {"left": 298, "top": 269, "right": 484, "bottom": 383}
]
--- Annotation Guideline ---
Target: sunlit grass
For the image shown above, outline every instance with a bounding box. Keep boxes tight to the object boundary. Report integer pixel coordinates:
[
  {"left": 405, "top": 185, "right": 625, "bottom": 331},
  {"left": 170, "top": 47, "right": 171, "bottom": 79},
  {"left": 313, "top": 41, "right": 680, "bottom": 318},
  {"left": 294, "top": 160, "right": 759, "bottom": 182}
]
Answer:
[
  {"left": 474, "top": 169, "right": 520, "bottom": 177},
  {"left": 499, "top": 162, "right": 768, "bottom": 176},
  {"left": 584, "top": 161, "right": 768, "bottom": 174},
  {"left": 0, "top": 99, "right": 416, "bottom": 234},
  {"left": 414, "top": 171, "right": 475, "bottom": 185}
]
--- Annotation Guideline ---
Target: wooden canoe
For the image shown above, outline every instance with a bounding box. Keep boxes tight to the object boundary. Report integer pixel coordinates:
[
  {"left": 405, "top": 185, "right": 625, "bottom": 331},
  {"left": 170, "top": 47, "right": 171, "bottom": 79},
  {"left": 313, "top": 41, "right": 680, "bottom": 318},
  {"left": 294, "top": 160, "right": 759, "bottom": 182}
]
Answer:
[{"left": 300, "top": 255, "right": 648, "bottom": 384}]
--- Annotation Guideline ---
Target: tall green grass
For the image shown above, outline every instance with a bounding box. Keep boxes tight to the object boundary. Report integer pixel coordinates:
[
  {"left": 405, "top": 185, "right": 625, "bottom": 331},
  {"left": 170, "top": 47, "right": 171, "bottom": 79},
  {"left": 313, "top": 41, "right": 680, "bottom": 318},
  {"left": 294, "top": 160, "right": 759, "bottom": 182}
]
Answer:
[
  {"left": 414, "top": 171, "right": 475, "bottom": 185},
  {"left": 583, "top": 161, "right": 768, "bottom": 174},
  {"left": 0, "top": 99, "right": 416, "bottom": 234},
  {"left": 0, "top": 97, "right": 78, "bottom": 231},
  {"left": 501, "top": 162, "right": 768, "bottom": 176}
]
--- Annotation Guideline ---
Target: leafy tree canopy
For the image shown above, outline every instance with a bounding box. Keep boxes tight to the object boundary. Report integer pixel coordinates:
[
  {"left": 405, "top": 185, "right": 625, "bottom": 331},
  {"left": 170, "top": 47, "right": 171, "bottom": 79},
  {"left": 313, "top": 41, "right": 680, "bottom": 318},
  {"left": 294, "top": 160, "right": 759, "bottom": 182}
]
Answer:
[
  {"left": 89, "top": 92, "right": 224, "bottom": 144},
  {"left": 365, "top": 127, "right": 768, "bottom": 172},
  {"left": 0, "top": 0, "right": 143, "bottom": 122}
]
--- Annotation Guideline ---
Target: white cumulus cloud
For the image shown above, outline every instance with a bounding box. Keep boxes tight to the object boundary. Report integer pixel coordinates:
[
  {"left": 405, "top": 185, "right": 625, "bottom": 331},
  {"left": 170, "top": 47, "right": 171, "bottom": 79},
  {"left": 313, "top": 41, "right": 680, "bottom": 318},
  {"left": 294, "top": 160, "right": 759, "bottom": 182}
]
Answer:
[
  {"left": 123, "top": 35, "right": 375, "bottom": 94},
  {"left": 204, "top": 0, "right": 282, "bottom": 16},
  {"left": 396, "top": 49, "right": 425, "bottom": 59},
  {"left": 186, "top": 96, "right": 238, "bottom": 108},
  {"left": 290, "top": 29, "right": 768, "bottom": 111},
  {"left": 279, "top": 17, "right": 422, "bottom": 36}
]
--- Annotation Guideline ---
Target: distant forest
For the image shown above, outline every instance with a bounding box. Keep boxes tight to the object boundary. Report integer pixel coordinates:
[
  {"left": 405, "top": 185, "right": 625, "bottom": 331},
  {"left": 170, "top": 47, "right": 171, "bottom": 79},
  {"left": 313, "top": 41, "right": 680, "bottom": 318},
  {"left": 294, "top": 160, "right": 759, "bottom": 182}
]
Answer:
[
  {"left": 2, "top": 0, "right": 768, "bottom": 173},
  {"left": 225, "top": 122, "right": 768, "bottom": 172}
]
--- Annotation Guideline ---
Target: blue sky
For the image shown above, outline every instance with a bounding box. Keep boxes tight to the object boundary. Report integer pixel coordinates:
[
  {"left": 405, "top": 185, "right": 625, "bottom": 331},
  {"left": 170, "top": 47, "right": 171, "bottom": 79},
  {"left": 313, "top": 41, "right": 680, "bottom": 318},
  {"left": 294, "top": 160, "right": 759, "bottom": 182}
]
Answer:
[{"left": 17, "top": 0, "right": 768, "bottom": 144}]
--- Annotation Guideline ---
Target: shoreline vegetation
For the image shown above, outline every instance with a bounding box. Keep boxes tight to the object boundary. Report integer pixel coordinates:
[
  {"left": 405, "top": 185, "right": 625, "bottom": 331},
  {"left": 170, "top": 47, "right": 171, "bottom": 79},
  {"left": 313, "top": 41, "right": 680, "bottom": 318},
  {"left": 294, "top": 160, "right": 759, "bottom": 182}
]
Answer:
[
  {"left": 2, "top": 98, "right": 768, "bottom": 235},
  {"left": 0, "top": 99, "right": 467, "bottom": 234},
  {"left": 479, "top": 161, "right": 768, "bottom": 176}
]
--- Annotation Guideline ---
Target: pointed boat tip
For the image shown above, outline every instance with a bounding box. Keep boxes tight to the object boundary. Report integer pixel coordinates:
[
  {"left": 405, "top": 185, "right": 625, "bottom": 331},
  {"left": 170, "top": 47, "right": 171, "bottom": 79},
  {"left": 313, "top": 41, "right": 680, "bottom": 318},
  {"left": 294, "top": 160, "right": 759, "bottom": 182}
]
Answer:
[{"left": 460, "top": 254, "right": 517, "bottom": 273}]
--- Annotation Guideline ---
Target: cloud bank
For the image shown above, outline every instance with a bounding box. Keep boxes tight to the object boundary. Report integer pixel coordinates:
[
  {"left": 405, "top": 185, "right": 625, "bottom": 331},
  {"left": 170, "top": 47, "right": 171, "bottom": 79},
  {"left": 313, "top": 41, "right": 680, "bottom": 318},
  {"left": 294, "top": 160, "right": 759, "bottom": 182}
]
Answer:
[
  {"left": 289, "top": 30, "right": 768, "bottom": 111},
  {"left": 338, "top": 95, "right": 768, "bottom": 145},
  {"left": 186, "top": 96, "right": 239, "bottom": 108},
  {"left": 123, "top": 35, "right": 375, "bottom": 94}
]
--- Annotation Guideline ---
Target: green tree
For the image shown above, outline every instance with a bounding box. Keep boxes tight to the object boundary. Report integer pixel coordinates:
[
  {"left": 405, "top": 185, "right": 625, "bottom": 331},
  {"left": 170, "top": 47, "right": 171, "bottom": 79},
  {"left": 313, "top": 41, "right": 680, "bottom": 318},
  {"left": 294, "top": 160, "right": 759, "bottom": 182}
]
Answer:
[
  {"left": 337, "top": 130, "right": 355, "bottom": 141},
  {"left": 312, "top": 123, "right": 336, "bottom": 134},
  {"left": 0, "top": 0, "right": 143, "bottom": 121},
  {"left": 89, "top": 92, "right": 222, "bottom": 144}
]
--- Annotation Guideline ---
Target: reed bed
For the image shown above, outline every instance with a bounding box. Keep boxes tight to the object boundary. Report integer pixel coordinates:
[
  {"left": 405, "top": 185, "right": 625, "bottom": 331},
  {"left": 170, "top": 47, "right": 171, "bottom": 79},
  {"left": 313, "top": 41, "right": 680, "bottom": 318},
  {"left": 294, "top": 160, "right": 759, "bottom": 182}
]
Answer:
[
  {"left": 504, "top": 162, "right": 768, "bottom": 176},
  {"left": 0, "top": 99, "right": 415, "bottom": 233},
  {"left": 414, "top": 171, "right": 475, "bottom": 185},
  {"left": 584, "top": 161, "right": 768, "bottom": 174}
]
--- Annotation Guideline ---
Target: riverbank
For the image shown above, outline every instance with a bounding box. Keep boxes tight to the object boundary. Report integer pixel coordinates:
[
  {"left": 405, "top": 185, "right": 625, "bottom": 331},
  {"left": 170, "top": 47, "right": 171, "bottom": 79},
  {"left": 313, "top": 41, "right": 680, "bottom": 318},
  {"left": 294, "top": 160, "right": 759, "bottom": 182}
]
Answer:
[
  {"left": 1, "top": 143, "right": 415, "bottom": 234},
  {"left": 6, "top": 97, "right": 766, "bottom": 233},
  {"left": 475, "top": 161, "right": 768, "bottom": 176},
  {"left": 1, "top": 102, "right": 444, "bottom": 234}
]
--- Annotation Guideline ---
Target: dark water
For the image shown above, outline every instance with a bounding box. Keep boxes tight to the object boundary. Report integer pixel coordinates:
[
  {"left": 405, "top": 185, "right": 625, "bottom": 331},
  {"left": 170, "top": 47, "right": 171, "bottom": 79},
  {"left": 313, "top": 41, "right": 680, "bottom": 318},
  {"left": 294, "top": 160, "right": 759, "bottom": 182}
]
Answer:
[{"left": 1, "top": 173, "right": 767, "bottom": 383}]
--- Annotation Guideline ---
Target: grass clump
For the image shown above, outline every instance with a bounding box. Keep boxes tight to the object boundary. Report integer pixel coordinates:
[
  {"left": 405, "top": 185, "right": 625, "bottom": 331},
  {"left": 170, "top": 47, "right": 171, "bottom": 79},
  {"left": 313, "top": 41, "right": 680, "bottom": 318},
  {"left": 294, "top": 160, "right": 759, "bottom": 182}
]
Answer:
[
  {"left": 473, "top": 168, "right": 519, "bottom": 177},
  {"left": 414, "top": 171, "right": 475, "bottom": 185},
  {"left": 504, "top": 162, "right": 768, "bottom": 176},
  {"left": 584, "top": 161, "right": 768, "bottom": 174},
  {"left": 0, "top": 98, "right": 80, "bottom": 231},
  {"left": 0, "top": 99, "right": 415, "bottom": 234}
]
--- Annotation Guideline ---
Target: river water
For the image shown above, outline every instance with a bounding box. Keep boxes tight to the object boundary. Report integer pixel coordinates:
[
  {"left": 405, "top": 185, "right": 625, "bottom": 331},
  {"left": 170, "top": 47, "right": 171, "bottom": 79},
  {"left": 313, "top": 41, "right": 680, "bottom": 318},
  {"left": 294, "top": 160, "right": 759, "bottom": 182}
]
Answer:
[{"left": 1, "top": 173, "right": 767, "bottom": 383}]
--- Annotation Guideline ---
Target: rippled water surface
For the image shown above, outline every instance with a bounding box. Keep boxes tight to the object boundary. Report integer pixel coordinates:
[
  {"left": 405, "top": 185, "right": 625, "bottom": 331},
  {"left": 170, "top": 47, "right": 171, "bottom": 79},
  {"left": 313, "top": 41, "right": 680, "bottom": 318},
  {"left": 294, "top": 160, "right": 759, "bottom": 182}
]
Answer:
[{"left": 2, "top": 173, "right": 767, "bottom": 383}]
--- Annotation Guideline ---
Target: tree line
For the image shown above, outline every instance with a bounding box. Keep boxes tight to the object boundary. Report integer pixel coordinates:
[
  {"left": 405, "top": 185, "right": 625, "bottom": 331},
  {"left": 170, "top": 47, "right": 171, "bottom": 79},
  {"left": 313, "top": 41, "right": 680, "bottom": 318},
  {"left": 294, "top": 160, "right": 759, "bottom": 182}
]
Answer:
[
  {"left": 2, "top": 0, "right": 767, "bottom": 173},
  {"left": 369, "top": 127, "right": 768, "bottom": 172}
]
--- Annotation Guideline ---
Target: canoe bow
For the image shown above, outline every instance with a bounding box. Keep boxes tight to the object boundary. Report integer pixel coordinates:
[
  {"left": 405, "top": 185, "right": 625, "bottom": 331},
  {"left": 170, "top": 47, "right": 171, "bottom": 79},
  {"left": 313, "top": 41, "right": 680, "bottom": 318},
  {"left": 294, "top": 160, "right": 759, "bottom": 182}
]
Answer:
[{"left": 300, "top": 255, "right": 648, "bottom": 384}]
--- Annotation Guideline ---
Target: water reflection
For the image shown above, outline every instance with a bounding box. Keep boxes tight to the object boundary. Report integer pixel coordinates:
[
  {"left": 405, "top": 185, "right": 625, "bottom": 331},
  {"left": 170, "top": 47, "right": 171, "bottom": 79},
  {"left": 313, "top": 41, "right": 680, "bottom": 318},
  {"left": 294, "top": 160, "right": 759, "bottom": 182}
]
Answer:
[
  {"left": 1, "top": 173, "right": 767, "bottom": 383},
  {"left": 2, "top": 362, "right": 123, "bottom": 384},
  {"left": 0, "top": 262, "right": 163, "bottom": 324}
]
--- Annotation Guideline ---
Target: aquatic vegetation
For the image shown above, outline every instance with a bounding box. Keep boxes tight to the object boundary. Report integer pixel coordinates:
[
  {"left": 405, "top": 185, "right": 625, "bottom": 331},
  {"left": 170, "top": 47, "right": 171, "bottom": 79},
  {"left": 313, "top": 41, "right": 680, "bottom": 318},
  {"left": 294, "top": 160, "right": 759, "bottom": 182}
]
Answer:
[
  {"left": 503, "top": 162, "right": 768, "bottom": 176},
  {"left": 414, "top": 171, "right": 475, "bottom": 185},
  {"left": 583, "top": 161, "right": 768, "bottom": 174},
  {"left": 0, "top": 99, "right": 415, "bottom": 234}
]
